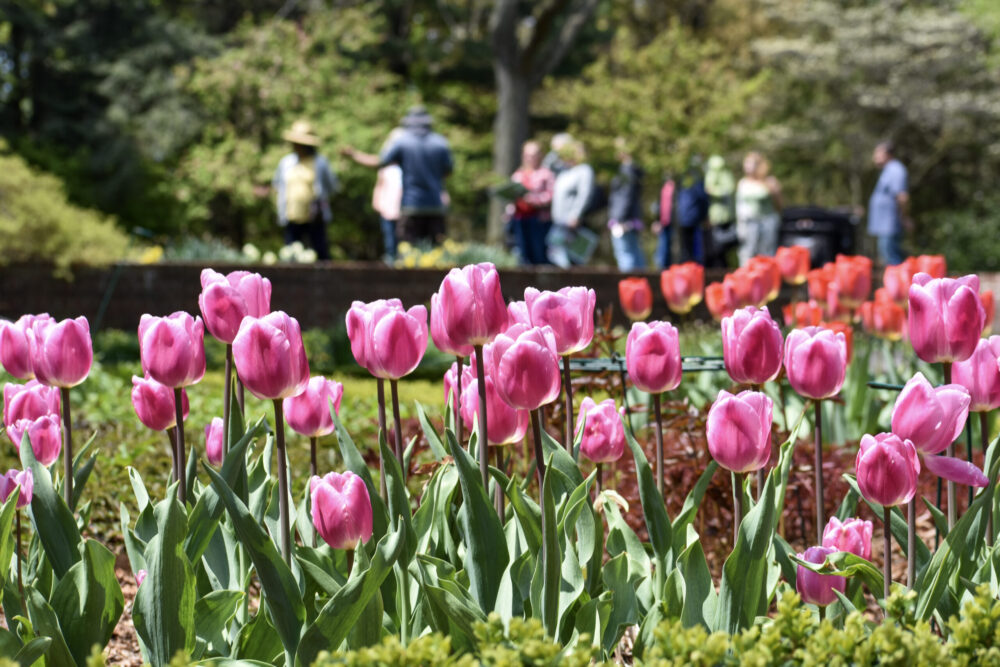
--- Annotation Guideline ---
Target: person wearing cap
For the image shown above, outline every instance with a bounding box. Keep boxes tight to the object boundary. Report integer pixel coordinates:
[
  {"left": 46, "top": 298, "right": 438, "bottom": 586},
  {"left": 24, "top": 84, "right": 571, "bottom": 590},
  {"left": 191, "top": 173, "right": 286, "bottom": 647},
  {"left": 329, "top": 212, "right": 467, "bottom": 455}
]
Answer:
[
  {"left": 342, "top": 106, "right": 454, "bottom": 246},
  {"left": 271, "top": 120, "right": 339, "bottom": 260}
]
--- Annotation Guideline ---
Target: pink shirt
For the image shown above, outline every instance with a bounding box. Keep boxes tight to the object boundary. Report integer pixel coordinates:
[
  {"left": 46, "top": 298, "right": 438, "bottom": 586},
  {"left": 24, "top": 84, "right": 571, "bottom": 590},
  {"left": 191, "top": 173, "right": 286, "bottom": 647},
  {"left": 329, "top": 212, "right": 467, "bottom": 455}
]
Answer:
[{"left": 511, "top": 167, "right": 555, "bottom": 221}]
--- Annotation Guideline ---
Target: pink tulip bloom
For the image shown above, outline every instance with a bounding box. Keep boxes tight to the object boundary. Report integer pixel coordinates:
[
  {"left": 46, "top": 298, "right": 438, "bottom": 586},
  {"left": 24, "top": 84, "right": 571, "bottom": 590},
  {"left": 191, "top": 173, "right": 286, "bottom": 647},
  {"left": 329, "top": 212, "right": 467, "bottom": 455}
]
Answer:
[
  {"left": 310, "top": 471, "right": 374, "bottom": 550},
  {"left": 796, "top": 545, "right": 846, "bottom": 607},
  {"left": 891, "top": 372, "right": 970, "bottom": 455},
  {"left": 345, "top": 300, "right": 427, "bottom": 380},
  {"left": 131, "top": 375, "right": 189, "bottom": 432},
  {"left": 27, "top": 316, "right": 92, "bottom": 388},
  {"left": 855, "top": 433, "right": 919, "bottom": 507},
  {"left": 138, "top": 312, "right": 206, "bottom": 389},
  {"left": 4, "top": 380, "right": 60, "bottom": 429},
  {"left": 232, "top": 311, "right": 310, "bottom": 400},
  {"left": 822, "top": 517, "right": 873, "bottom": 561},
  {"left": 783, "top": 326, "right": 848, "bottom": 400},
  {"left": 443, "top": 361, "right": 464, "bottom": 408},
  {"left": 135, "top": 569, "right": 147, "bottom": 587},
  {"left": 577, "top": 397, "right": 626, "bottom": 463},
  {"left": 706, "top": 390, "right": 773, "bottom": 473},
  {"left": 0, "top": 314, "right": 54, "bottom": 379},
  {"left": 722, "top": 307, "right": 784, "bottom": 385},
  {"left": 283, "top": 376, "right": 344, "bottom": 438},
  {"left": 8, "top": 415, "right": 62, "bottom": 467},
  {"left": 488, "top": 324, "right": 561, "bottom": 411},
  {"left": 460, "top": 374, "right": 529, "bottom": 446},
  {"left": 625, "top": 321, "right": 682, "bottom": 394},
  {"left": 205, "top": 418, "right": 224, "bottom": 466},
  {"left": 0, "top": 469, "right": 33, "bottom": 509},
  {"left": 524, "top": 286, "right": 596, "bottom": 355},
  {"left": 436, "top": 263, "right": 508, "bottom": 347},
  {"left": 430, "top": 293, "right": 474, "bottom": 358},
  {"left": 908, "top": 273, "right": 985, "bottom": 363},
  {"left": 505, "top": 300, "right": 532, "bottom": 330},
  {"left": 199, "top": 269, "right": 272, "bottom": 344},
  {"left": 951, "top": 337, "right": 1000, "bottom": 412}
]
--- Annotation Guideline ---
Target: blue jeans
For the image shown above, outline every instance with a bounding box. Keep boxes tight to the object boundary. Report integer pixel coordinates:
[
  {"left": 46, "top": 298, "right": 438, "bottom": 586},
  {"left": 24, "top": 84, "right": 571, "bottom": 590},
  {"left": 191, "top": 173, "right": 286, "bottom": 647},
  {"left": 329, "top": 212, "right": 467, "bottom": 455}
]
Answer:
[
  {"left": 655, "top": 226, "right": 673, "bottom": 269},
  {"left": 680, "top": 225, "right": 704, "bottom": 264},
  {"left": 877, "top": 233, "right": 906, "bottom": 266},
  {"left": 512, "top": 216, "right": 551, "bottom": 265},
  {"left": 610, "top": 226, "right": 646, "bottom": 271},
  {"left": 380, "top": 217, "right": 398, "bottom": 262}
]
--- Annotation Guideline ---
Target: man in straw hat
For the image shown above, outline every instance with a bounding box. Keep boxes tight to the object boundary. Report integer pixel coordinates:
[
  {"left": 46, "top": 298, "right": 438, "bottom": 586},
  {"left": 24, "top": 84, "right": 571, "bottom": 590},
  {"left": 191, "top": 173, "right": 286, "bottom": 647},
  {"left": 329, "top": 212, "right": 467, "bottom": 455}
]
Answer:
[{"left": 270, "top": 120, "right": 339, "bottom": 260}]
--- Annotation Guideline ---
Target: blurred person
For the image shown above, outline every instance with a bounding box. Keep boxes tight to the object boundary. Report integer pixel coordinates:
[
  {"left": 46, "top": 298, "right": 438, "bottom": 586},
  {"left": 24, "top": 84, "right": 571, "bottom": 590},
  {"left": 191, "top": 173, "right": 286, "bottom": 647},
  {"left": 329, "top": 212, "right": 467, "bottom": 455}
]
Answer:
[
  {"left": 676, "top": 160, "right": 708, "bottom": 264},
  {"left": 868, "top": 140, "right": 909, "bottom": 266},
  {"left": 704, "top": 154, "right": 737, "bottom": 268},
  {"left": 542, "top": 132, "right": 573, "bottom": 176},
  {"left": 653, "top": 172, "right": 676, "bottom": 269},
  {"left": 270, "top": 120, "right": 338, "bottom": 260},
  {"left": 548, "top": 139, "right": 595, "bottom": 268},
  {"left": 735, "top": 151, "right": 782, "bottom": 265},
  {"left": 343, "top": 106, "right": 453, "bottom": 246},
  {"left": 607, "top": 137, "right": 646, "bottom": 271},
  {"left": 509, "top": 140, "right": 555, "bottom": 265},
  {"left": 372, "top": 128, "right": 405, "bottom": 263}
]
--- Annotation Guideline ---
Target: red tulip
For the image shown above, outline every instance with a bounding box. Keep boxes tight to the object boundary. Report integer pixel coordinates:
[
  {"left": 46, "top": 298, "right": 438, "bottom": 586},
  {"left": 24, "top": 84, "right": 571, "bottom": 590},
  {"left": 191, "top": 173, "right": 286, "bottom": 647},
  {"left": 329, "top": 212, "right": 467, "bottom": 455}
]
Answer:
[
  {"left": 618, "top": 277, "right": 654, "bottom": 321},
  {"left": 807, "top": 264, "right": 835, "bottom": 304},
  {"left": 205, "top": 418, "right": 224, "bottom": 466},
  {"left": 8, "top": 414, "right": 62, "bottom": 466},
  {"left": 722, "top": 271, "right": 753, "bottom": 312},
  {"left": 783, "top": 301, "right": 824, "bottom": 329},
  {"left": 952, "top": 337, "right": 1000, "bottom": 412},
  {"left": 747, "top": 256, "right": 781, "bottom": 303},
  {"left": 577, "top": 397, "right": 626, "bottom": 463},
  {"left": 283, "top": 376, "right": 344, "bottom": 438},
  {"left": 855, "top": 433, "right": 919, "bottom": 507},
  {"left": 660, "top": 262, "right": 705, "bottom": 315},
  {"left": 883, "top": 259, "right": 917, "bottom": 305},
  {"left": 0, "top": 314, "right": 54, "bottom": 380},
  {"left": 722, "top": 307, "right": 783, "bottom": 385},
  {"left": 776, "top": 245, "right": 811, "bottom": 285},
  {"left": 915, "top": 255, "right": 946, "bottom": 279},
  {"left": 3, "top": 380, "right": 60, "bottom": 431},
  {"left": 310, "top": 471, "right": 373, "bottom": 550},
  {"left": 138, "top": 312, "right": 206, "bottom": 388},
  {"left": 27, "top": 317, "right": 93, "bottom": 388},
  {"left": 131, "top": 375, "right": 189, "bottom": 432},
  {"left": 460, "top": 373, "right": 529, "bottom": 445},
  {"left": 524, "top": 286, "right": 596, "bottom": 355},
  {"left": 822, "top": 517, "right": 873, "bottom": 561},
  {"left": 199, "top": 269, "right": 272, "bottom": 344},
  {"left": 796, "top": 546, "right": 846, "bottom": 607},
  {"left": 345, "top": 300, "right": 427, "bottom": 380},
  {"left": 488, "top": 324, "right": 561, "bottom": 411},
  {"left": 626, "top": 321, "right": 682, "bottom": 394},
  {"left": 783, "top": 326, "right": 848, "bottom": 399},
  {"left": 436, "top": 263, "right": 508, "bottom": 347},
  {"left": 232, "top": 311, "right": 310, "bottom": 399},
  {"left": 706, "top": 389, "right": 773, "bottom": 473},
  {"left": 860, "top": 290, "right": 906, "bottom": 342},
  {"left": 833, "top": 255, "right": 872, "bottom": 309},
  {"left": 0, "top": 469, "right": 33, "bottom": 509},
  {"left": 908, "top": 273, "right": 985, "bottom": 363},
  {"left": 981, "top": 290, "right": 994, "bottom": 336},
  {"left": 891, "top": 372, "right": 970, "bottom": 456},
  {"left": 430, "top": 293, "right": 474, "bottom": 357},
  {"left": 705, "top": 282, "right": 732, "bottom": 321}
]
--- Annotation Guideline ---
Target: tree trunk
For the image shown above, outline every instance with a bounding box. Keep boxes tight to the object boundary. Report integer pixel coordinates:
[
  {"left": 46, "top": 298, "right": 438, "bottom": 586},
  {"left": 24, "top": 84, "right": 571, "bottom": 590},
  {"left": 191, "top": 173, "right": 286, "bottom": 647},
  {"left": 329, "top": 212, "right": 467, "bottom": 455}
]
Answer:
[{"left": 488, "top": 63, "right": 531, "bottom": 243}]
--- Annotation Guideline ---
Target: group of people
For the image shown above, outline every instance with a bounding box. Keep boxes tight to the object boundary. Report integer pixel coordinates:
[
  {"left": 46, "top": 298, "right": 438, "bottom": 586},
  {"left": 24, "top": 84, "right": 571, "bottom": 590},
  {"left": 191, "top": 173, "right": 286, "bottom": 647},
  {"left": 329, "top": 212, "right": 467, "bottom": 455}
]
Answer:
[{"left": 266, "top": 113, "right": 911, "bottom": 269}]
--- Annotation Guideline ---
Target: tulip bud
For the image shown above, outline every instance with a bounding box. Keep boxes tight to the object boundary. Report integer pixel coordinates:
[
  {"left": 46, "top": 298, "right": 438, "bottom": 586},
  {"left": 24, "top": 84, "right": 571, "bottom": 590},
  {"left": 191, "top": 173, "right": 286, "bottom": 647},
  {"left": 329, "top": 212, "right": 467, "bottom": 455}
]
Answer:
[
  {"left": 891, "top": 372, "right": 970, "bottom": 455},
  {"left": 430, "top": 293, "right": 474, "bottom": 358},
  {"left": 8, "top": 415, "right": 62, "bottom": 466},
  {"left": 660, "top": 262, "right": 704, "bottom": 314},
  {"left": 796, "top": 546, "right": 846, "bottom": 607},
  {"left": 198, "top": 269, "right": 272, "bottom": 344},
  {"left": 577, "top": 397, "right": 626, "bottom": 463},
  {"left": 833, "top": 255, "right": 872, "bottom": 309},
  {"left": 705, "top": 282, "right": 731, "bottom": 321},
  {"left": 618, "top": 277, "right": 654, "bottom": 321},
  {"left": 436, "top": 263, "right": 508, "bottom": 347},
  {"left": 283, "top": 376, "right": 344, "bottom": 438},
  {"left": 952, "top": 337, "right": 1000, "bottom": 412},
  {"left": 310, "top": 471, "right": 374, "bottom": 550},
  {"left": 822, "top": 517, "right": 873, "bottom": 560},
  {"left": 4, "top": 380, "right": 60, "bottom": 429},
  {"left": 747, "top": 256, "right": 781, "bottom": 303},
  {"left": 908, "top": 273, "right": 985, "bottom": 363},
  {"left": 0, "top": 469, "right": 33, "bottom": 509},
  {"left": 626, "top": 321, "right": 682, "bottom": 394},
  {"left": 27, "top": 316, "right": 93, "bottom": 388},
  {"left": 860, "top": 293, "right": 905, "bottom": 342},
  {"left": 205, "top": 418, "right": 224, "bottom": 467},
  {"left": 135, "top": 569, "right": 147, "bottom": 587},
  {"left": 883, "top": 259, "right": 917, "bottom": 306},
  {"left": 706, "top": 390, "right": 773, "bottom": 473},
  {"left": 982, "top": 291, "right": 995, "bottom": 336},
  {"left": 524, "top": 286, "right": 596, "bottom": 355},
  {"left": 783, "top": 326, "right": 848, "bottom": 400},
  {"left": 722, "top": 307, "right": 783, "bottom": 385},
  {"left": 345, "top": 300, "right": 427, "bottom": 380},
  {"left": 807, "top": 264, "right": 835, "bottom": 304},
  {"left": 138, "top": 312, "right": 206, "bottom": 388},
  {"left": 460, "top": 374, "right": 529, "bottom": 445},
  {"left": 915, "top": 255, "right": 946, "bottom": 279},
  {"left": 233, "top": 311, "right": 311, "bottom": 399},
  {"left": 131, "top": 376, "right": 189, "bottom": 432},
  {"left": 776, "top": 246, "right": 811, "bottom": 285},
  {"left": 0, "top": 314, "right": 54, "bottom": 380},
  {"left": 855, "top": 433, "right": 919, "bottom": 507},
  {"left": 488, "top": 324, "right": 561, "bottom": 411}
]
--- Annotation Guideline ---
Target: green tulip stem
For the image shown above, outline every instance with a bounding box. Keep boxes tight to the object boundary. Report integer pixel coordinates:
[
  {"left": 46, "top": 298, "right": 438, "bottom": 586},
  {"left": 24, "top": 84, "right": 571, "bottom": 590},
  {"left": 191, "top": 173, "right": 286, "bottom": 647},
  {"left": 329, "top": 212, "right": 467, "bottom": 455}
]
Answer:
[
  {"left": 814, "top": 399, "right": 824, "bottom": 543},
  {"left": 883, "top": 505, "right": 892, "bottom": 602},
  {"left": 494, "top": 446, "right": 504, "bottom": 518},
  {"left": 531, "top": 407, "right": 549, "bottom": 620},
  {"left": 390, "top": 380, "right": 405, "bottom": 479},
  {"left": 596, "top": 462, "right": 603, "bottom": 499},
  {"left": 943, "top": 362, "right": 957, "bottom": 529},
  {"left": 907, "top": 499, "right": 916, "bottom": 588},
  {"left": 272, "top": 399, "right": 291, "bottom": 565},
  {"left": 455, "top": 355, "right": 464, "bottom": 445},
  {"left": 652, "top": 392, "right": 665, "bottom": 498},
  {"left": 310, "top": 436, "right": 318, "bottom": 480},
  {"left": 60, "top": 387, "right": 73, "bottom": 508},
  {"left": 562, "top": 356, "right": 575, "bottom": 453},
  {"left": 474, "top": 345, "right": 490, "bottom": 491},
  {"left": 15, "top": 510, "right": 23, "bottom": 612},
  {"left": 223, "top": 345, "right": 232, "bottom": 456},
  {"left": 983, "top": 412, "right": 994, "bottom": 547},
  {"left": 173, "top": 387, "right": 186, "bottom": 505},
  {"left": 237, "top": 379, "right": 245, "bottom": 417},
  {"left": 377, "top": 378, "right": 388, "bottom": 501},
  {"left": 166, "top": 427, "right": 177, "bottom": 485},
  {"left": 732, "top": 472, "right": 744, "bottom": 545},
  {"left": 752, "top": 384, "right": 765, "bottom": 501},
  {"left": 967, "top": 416, "right": 975, "bottom": 506}
]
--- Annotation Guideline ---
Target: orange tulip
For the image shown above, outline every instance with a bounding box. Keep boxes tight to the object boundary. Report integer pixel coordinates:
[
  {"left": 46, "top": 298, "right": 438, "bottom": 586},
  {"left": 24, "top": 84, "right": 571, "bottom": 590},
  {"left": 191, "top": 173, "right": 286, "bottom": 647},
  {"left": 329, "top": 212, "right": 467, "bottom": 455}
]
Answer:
[
  {"left": 618, "top": 277, "right": 654, "bottom": 321},
  {"left": 808, "top": 263, "right": 836, "bottom": 303},
  {"left": 883, "top": 258, "right": 917, "bottom": 305},
  {"left": 820, "top": 321, "right": 854, "bottom": 363},
  {"left": 833, "top": 255, "right": 872, "bottom": 310},
  {"left": 860, "top": 291, "right": 905, "bottom": 342},
  {"left": 705, "top": 282, "right": 732, "bottom": 321},
  {"left": 982, "top": 290, "right": 995, "bottom": 336},
  {"left": 660, "top": 262, "right": 704, "bottom": 315},
  {"left": 783, "top": 301, "right": 824, "bottom": 328},
  {"left": 776, "top": 245, "right": 811, "bottom": 285},
  {"left": 748, "top": 256, "right": 782, "bottom": 303},
  {"left": 915, "top": 255, "right": 947, "bottom": 279}
]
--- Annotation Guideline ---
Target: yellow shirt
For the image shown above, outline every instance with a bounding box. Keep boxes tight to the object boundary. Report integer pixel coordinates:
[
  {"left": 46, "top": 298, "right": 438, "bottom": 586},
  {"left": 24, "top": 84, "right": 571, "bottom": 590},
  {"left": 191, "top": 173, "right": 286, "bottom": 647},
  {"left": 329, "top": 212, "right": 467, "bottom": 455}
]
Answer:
[{"left": 285, "top": 157, "right": 315, "bottom": 223}]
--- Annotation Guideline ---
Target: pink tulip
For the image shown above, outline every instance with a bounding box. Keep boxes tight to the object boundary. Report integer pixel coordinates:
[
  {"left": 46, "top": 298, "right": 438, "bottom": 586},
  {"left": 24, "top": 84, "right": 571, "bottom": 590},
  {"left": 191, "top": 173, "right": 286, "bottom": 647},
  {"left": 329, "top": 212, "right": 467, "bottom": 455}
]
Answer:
[
  {"left": 436, "top": 263, "right": 508, "bottom": 347},
  {"left": 232, "top": 311, "right": 310, "bottom": 400},
  {"left": 951, "top": 337, "right": 1000, "bottom": 412},
  {"left": 891, "top": 372, "right": 970, "bottom": 456},
  {"left": 0, "top": 314, "right": 54, "bottom": 379},
  {"left": 783, "top": 326, "right": 848, "bottom": 400},
  {"left": 345, "top": 300, "right": 427, "bottom": 380},
  {"left": 577, "top": 397, "right": 626, "bottom": 463},
  {"left": 722, "top": 307, "right": 784, "bottom": 385},
  {"left": 430, "top": 293, "right": 474, "bottom": 358},
  {"left": 908, "top": 273, "right": 985, "bottom": 363},
  {"left": 205, "top": 418, "right": 224, "bottom": 466},
  {"left": 505, "top": 300, "right": 532, "bottom": 330},
  {"left": 706, "top": 390, "right": 773, "bottom": 474},
  {"left": 310, "top": 471, "right": 374, "bottom": 550},
  {"left": 135, "top": 569, "right": 147, "bottom": 587},
  {"left": 0, "top": 469, "right": 33, "bottom": 509},
  {"left": 822, "top": 517, "right": 873, "bottom": 560},
  {"left": 4, "top": 380, "right": 60, "bottom": 429},
  {"left": 460, "top": 373, "right": 529, "bottom": 445},
  {"left": 131, "top": 376, "right": 189, "bottom": 432},
  {"left": 855, "top": 433, "right": 919, "bottom": 507},
  {"left": 27, "top": 317, "right": 92, "bottom": 388},
  {"left": 625, "top": 321, "right": 682, "bottom": 394},
  {"left": 8, "top": 415, "right": 62, "bottom": 466},
  {"left": 138, "top": 312, "right": 206, "bottom": 388},
  {"left": 524, "top": 286, "right": 596, "bottom": 355},
  {"left": 443, "top": 361, "right": 463, "bottom": 408},
  {"left": 283, "top": 376, "right": 344, "bottom": 438},
  {"left": 796, "top": 546, "right": 846, "bottom": 607},
  {"left": 488, "top": 324, "right": 561, "bottom": 411},
  {"left": 199, "top": 269, "right": 273, "bottom": 344}
]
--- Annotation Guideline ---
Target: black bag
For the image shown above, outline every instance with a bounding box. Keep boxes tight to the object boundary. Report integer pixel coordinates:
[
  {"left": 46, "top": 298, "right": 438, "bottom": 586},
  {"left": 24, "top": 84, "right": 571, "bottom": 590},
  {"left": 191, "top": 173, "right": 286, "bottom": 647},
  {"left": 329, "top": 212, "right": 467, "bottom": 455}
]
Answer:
[{"left": 583, "top": 182, "right": 607, "bottom": 216}]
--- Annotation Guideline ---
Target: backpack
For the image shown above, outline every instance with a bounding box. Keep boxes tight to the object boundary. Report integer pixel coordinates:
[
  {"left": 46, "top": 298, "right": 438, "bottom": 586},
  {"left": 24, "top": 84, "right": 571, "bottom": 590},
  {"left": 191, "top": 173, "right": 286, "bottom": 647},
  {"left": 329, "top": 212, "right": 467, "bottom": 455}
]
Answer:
[{"left": 583, "top": 181, "right": 607, "bottom": 216}]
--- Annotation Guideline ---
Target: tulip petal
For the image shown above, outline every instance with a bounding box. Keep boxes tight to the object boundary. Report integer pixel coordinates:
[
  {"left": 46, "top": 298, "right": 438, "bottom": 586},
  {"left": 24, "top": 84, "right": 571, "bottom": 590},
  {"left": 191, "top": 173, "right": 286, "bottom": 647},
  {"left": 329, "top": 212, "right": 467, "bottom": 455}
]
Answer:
[{"left": 922, "top": 454, "right": 989, "bottom": 487}]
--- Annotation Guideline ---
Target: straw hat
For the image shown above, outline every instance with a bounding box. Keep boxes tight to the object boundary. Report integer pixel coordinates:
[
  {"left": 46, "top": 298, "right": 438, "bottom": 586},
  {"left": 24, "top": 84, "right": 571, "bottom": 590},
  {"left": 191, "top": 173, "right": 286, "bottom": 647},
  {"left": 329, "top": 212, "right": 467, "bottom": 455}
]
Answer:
[{"left": 282, "top": 120, "right": 321, "bottom": 147}]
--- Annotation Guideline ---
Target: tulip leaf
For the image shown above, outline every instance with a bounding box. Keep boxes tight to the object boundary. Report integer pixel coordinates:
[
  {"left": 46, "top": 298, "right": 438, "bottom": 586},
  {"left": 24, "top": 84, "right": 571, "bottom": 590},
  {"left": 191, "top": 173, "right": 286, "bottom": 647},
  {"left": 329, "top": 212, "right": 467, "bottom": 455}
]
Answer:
[
  {"left": 295, "top": 527, "right": 405, "bottom": 667},
  {"left": 922, "top": 497, "right": 950, "bottom": 538},
  {"left": 624, "top": 426, "right": 674, "bottom": 572},
  {"left": 415, "top": 401, "right": 448, "bottom": 461},
  {"left": 446, "top": 429, "right": 509, "bottom": 613},
  {"left": 678, "top": 539, "right": 718, "bottom": 630},
  {"left": 605, "top": 497, "right": 651, "bottom": 580},
  {"left": 672, "top": 461, "right": 719, "bottom": 556},
  {"left": 834, "top": 486, "right": 861, "bottom": 522},
  {"left": 13, "top": 636, "right": 52, "bottom": 666},
  {"left": 528, "top": 458, "right": 560, "bottom": 637},
  {"left": 333, "top": 410, "right": 390, "bottom": 542},
  {"left": 70, "top": 432, "right": 98, "bottom": 512},
  {"left": 193, "top": 589, "right": 245, "bottom": 659},
  {"left": 24, "top": 587, "right": 75, "bottom": 667},
  {"left": 505, "top": 477, "right": 542, "bottom": 555},
  {"left": 540, "top": 428, "right": 585, "bottom": 491},
  {"left": 205, "top": 464, "right": 305, "bottom": 663},
  {"left": 20, "top": 431, "right": 81, "bottom": 579},
  {"left": 601, "top": 553, "right": 640, "bottom": 652},
  {"left": 791, "top": 551, "right": 883, "bottom": 599},
  {"left": 379, "top": 434, "right": 416, "bottom": 561},
  {"left": 235, "top": 611, "right": 283, "bottom": 663},
  {"left": 0, "top": 493, "right": 20, "bottom": 588}
]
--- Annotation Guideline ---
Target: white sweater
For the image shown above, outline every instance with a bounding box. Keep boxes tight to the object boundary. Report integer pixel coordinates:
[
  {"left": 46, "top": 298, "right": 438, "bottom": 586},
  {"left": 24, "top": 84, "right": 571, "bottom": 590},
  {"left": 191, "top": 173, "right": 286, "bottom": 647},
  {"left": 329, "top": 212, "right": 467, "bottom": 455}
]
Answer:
[{"left": 551, "top": 163, "right": 594, "bottom": 227}]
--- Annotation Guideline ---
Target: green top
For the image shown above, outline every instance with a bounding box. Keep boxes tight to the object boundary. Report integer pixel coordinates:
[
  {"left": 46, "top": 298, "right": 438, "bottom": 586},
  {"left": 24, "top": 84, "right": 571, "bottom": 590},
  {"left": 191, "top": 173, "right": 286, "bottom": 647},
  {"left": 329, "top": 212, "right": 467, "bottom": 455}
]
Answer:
[{"left": 735, "top": 179, "right": 776, "bottom": 220}]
